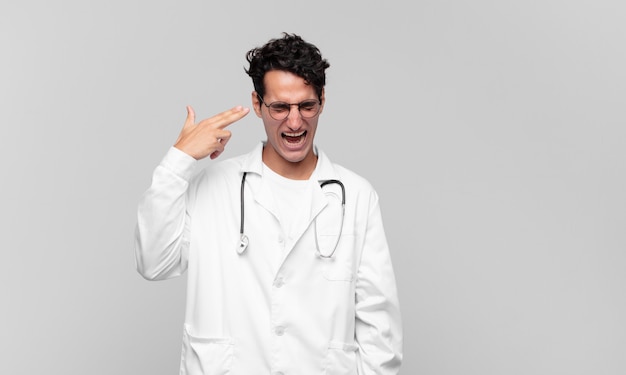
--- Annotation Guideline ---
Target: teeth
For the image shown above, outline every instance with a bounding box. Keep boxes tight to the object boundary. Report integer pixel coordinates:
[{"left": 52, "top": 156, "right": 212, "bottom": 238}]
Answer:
[{"left": 284, "top": 131, "right": 305, "bottom": 137}]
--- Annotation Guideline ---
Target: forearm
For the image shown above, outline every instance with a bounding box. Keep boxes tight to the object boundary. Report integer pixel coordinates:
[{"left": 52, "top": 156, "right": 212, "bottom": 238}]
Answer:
[
  {"left": 134, "top": 147, "right": 197, "bottom": 280},
  {"left": 355, "top": 195, "right": 403, "bottom": 374}
]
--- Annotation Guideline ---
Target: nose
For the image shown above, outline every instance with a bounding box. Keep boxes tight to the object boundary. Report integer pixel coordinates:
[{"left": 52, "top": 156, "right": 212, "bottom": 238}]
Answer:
[{"left": 285, "top": 104, "right": 303, "bottom": 128}]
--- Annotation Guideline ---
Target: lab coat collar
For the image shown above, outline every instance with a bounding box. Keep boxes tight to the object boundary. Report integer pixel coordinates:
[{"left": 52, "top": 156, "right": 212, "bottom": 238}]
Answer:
[
  {"left": 239, "top": 142, "right": 265, "bottom": 176},
  {"left": 239, "top": 142, "right": 340, "bottom": 181}
]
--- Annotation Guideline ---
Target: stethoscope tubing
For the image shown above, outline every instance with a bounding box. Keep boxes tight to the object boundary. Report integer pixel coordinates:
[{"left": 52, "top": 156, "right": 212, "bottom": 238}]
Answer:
[
  {"left": 238, "top": 172, "right": 345, "bottom": 257},
  {"left": 238, "top": 172, "right": 249, "bottom": 254}
]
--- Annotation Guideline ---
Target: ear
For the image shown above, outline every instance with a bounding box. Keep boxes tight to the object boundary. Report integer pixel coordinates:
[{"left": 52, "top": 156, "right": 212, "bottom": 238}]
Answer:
[
  {"left": 251, "top": 91, "right": 263, "bottom": 118},
  {"left": 318, "top": 89, "right": 326, "bottom": 115}
]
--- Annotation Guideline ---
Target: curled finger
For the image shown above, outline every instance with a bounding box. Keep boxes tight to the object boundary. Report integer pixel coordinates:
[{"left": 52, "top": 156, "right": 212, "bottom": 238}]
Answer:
[{"left": 217, "top": 130, "right": 232, "bottom": 147}]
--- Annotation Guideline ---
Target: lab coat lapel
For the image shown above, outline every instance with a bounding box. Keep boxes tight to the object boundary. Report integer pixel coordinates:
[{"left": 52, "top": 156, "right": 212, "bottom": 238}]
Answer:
[
  {"left": 276, "top": 180, "right": 327, "bottom": 263},
  {"left": 239, "top": 143, "right": 278, "bottom": 219},
  {"left": 252, "top": 174, "right": 279, "bottom": 220},
  {"left": 309, "top": 181, "right": 329, "bottom": 229}
]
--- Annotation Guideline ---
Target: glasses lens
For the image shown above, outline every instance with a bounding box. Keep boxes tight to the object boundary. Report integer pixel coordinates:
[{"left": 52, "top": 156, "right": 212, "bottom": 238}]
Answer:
[
  {"left": 269, "top": 103, "right": 291, "bottom": 120},
  {"left": 299, "top": 100, "right": 320, "bottom": 118}
]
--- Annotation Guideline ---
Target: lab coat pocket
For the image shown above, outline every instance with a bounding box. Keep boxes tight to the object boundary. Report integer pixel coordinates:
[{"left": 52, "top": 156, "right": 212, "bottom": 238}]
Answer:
[
  {"left": 323, "top": 341, "right": 359, "bottom": 375},
  {"left": 181, "top": 325, "right": 233, "bottom": 375},
  {"left": 322, "top": 260, "right": 354, "bottom": 282},
  {"left": 321, "top": 234, "right": 355, "bottom": 282}
]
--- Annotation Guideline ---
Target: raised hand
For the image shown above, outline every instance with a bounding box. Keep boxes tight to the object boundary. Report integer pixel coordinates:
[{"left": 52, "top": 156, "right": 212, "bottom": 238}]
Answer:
[{"left": 174, "top": 105, "right": 250, "bottom": 160}]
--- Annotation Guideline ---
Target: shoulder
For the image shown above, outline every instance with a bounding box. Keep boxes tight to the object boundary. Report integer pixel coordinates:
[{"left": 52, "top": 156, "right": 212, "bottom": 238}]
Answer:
[
  {"left": 319, "top": 151, "right": 380, "bottom": 205},
  {"left": 194, "top": 142, "right": 263, "bottom": 182},
  {"left": 193, "top": 153, "right": 247, "bottom": 183},
  {"left": 317, "top": 148, "right": 376, "bottom": 193},
  {"left": 333, "top": 163, "right": 374, "bottom": 191}
]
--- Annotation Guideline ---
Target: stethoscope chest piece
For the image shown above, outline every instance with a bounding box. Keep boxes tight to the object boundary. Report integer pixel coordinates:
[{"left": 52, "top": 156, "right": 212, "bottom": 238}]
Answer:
[{"left": 238, "top": 234, "right": 249, "bottom": 254}]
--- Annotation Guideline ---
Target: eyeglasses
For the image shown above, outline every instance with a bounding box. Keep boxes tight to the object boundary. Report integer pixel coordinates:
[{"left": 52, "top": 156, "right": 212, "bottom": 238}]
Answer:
[{"left": 258, "top": 95, "right": 321, "bottom": 121}]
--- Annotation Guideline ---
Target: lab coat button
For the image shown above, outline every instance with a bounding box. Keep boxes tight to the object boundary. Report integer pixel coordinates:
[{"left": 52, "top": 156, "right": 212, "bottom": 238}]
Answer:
[
  {"left": 274, "top": 277, "right": 284, "bottom": 288},
  {"left": 275, "top": 326, "right": 285, "bottom": 336}
]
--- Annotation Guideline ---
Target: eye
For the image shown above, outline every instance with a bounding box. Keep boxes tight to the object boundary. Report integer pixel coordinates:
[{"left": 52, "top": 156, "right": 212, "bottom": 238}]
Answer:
[
  {"left": 270, "top": 103, "right": 289, "bottom": 113},
  {"left": 300, "top": 101, "right": 318, "bottom": 111}
]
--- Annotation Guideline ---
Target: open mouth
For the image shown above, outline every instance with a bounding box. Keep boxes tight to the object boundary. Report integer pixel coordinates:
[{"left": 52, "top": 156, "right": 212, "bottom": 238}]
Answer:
[{"left": 282, "top": 130, "right": 307, "bottom": 146}]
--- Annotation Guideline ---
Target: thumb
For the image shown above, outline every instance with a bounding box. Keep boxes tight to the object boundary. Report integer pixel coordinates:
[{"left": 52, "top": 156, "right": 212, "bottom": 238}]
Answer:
[{"left": 183, "top": 105, "right": 196, "bottom": 128}]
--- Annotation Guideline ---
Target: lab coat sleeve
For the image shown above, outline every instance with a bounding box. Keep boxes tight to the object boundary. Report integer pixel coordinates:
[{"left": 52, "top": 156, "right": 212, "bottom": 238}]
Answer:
[
  {"left": 355, "top": 192, "right": 403, "bottom": 374},
  {"left": 134, "top": 147, "right": 197, "bottom": 281}
]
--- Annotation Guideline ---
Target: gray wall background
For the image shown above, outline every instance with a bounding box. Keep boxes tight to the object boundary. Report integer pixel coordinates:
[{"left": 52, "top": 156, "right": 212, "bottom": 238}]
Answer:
[{"left": 1, "top": 0, "right": 625, "bottom": 374}]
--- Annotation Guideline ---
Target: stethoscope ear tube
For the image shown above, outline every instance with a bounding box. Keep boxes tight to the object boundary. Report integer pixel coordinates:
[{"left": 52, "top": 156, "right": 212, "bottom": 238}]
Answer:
[{"left": 319, "top": 179, "right": 345, "bottom": 205}]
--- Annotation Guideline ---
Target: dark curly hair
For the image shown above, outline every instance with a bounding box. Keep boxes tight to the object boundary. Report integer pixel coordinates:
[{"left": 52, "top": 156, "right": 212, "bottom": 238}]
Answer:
[{"left": 245, "top": 33, "right": 330, "bottom": 102}]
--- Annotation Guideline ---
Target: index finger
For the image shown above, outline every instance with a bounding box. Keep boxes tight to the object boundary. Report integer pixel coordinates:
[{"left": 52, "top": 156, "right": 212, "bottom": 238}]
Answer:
[{"left": 200, "top": 106, "right": 250, "bottom": 130}]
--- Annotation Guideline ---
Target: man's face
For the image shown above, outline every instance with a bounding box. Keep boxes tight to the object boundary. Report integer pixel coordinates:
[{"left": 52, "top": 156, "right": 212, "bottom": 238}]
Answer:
[{"left": 252, "top": 70, "right": 324, "bottom": 173}]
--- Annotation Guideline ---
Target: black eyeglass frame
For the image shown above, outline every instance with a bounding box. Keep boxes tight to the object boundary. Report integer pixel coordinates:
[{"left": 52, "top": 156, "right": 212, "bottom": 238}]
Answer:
[{"left": 257, "top": 94, "right": 322, "bottom": 121}]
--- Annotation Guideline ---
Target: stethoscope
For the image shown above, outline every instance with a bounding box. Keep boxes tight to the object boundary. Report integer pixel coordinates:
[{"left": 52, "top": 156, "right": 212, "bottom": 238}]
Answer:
[{"left": 238, "top": 172, "right": 345, "bottom": 258}]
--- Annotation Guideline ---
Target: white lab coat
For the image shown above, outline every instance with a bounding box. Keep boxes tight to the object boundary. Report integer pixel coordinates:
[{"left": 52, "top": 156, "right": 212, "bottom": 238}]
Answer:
[{"left": 135, "top": 142, "right": 402, "bottom": 375}]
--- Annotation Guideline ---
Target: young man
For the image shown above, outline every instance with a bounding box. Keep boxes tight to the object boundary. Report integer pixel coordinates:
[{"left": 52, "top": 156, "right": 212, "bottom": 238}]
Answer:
[{"left": 135, "top": 33, "right": 402, "bottom": 375}]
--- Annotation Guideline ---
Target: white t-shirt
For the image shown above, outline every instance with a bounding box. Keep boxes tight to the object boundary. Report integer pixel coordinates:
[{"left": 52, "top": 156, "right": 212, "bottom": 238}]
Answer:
[{"left": 262, "top": 163, "right": 314, "bottom": 252}]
